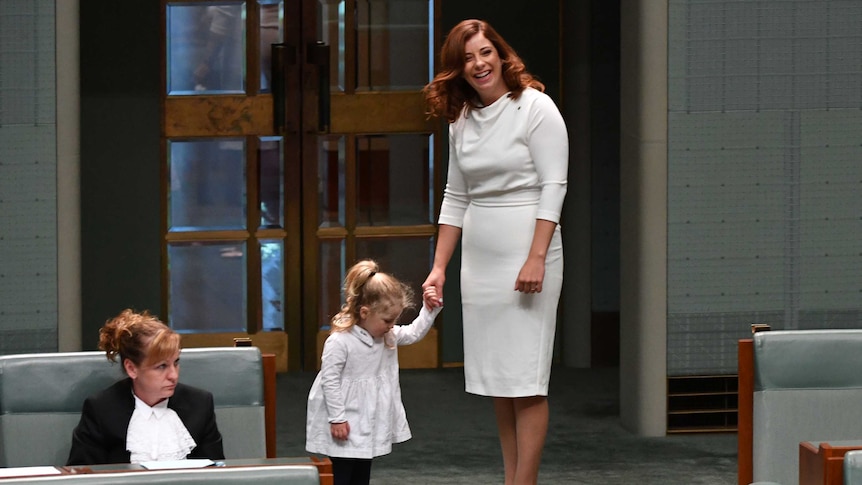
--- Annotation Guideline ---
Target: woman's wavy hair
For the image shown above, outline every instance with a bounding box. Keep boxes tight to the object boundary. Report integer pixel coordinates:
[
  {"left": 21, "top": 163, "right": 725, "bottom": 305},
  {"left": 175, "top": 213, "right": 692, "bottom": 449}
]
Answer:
[
  {"left": 423, "top": 19, "right": 544, "bottom": 122},
  {"left": 99, "top": 308, "right": 180, "bottom": 372}
]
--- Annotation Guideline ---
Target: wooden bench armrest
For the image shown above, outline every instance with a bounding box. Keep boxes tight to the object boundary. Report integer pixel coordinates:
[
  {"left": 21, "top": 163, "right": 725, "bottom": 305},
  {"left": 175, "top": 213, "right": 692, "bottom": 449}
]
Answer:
[
  {"left": 263, "top": 353, "right": 277, "bottom": 458},
  {"left": 738, "top": 338, "right": 753, "bottom": 485}
]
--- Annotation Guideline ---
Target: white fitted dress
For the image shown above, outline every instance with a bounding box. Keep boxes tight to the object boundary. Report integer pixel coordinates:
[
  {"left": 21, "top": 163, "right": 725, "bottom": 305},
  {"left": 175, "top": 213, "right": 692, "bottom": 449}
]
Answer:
[
  {"left": 305, "top": 305, "right": 442, "bottom": 459},
  {"left": 438, "top": 88, "right": 568, "bottom": 398}
]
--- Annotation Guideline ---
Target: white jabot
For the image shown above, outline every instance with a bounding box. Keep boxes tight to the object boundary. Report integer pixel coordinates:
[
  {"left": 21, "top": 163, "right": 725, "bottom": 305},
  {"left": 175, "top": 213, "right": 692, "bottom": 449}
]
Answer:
[{"left": 126, "top": 393, "right": 197, "bottom": 463}]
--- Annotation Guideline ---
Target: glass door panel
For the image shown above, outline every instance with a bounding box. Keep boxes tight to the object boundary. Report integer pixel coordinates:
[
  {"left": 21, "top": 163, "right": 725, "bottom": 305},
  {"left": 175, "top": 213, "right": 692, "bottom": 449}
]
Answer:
[
  {"left": 317, "top": 136, "right": 347, "bottom": 228},
  {"left": 356, "top": 0, "right": 431, "bottom": 91},
  {"left": 356, "top": 134, "right": 433, "bottom": 226},
  {"left": 318, "top": 0, "right": 346, "bottom": 92},
  {"left": 260, "top": 239, "right": 285, "bottom": 330},
  {"left": 168, "top": 139, "right": 247, "bottom": 231},
  {"left": 258, "top": 136, "right": 284, "bottom": 228},
  {"left": 167, "top": 2, "right": 247, "bottom": 95},
  {"left": 318, "top": 239, "right": 346, "bottom": 330},
  {"left": 259, "top": 1, "right": 283, "bottom": 92},
  {"left": 168, "top": 241, "right": 247, "bottom": 332}
]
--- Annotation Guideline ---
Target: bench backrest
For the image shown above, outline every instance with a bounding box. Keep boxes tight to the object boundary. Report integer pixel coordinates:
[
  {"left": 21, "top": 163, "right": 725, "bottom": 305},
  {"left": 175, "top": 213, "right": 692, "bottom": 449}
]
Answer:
[
  {"left": 752, "top": 330, "right": 862, "bottom": 485},
  {"left": 845, "top": 450, "right": 862, "bottom": 485},
  {"left": 0, "top": 465, "right": 319, "bottom": 485},
  {"left": 0, "top": 347, "right": 265, "bottom": 467}
]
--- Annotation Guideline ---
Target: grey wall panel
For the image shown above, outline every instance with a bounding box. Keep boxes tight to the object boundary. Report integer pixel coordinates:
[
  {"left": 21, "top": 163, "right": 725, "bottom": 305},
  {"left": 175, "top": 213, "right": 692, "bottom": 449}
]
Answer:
[
  {"left": 668, "top": 0, "right": 862, "bottom": 375},
  {"left": 0, "top": 0, "right": 58, "bottom": 354}
]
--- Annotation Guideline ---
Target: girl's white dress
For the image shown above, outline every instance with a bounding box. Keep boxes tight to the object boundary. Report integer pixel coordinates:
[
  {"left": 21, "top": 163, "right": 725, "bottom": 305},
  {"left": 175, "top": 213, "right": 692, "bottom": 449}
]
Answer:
[
  {"left": 439, "top": 87, "right": 568, "bottom": 398},
  {"left": 305, "top": 305, "right": 442, "bottom": 459}
]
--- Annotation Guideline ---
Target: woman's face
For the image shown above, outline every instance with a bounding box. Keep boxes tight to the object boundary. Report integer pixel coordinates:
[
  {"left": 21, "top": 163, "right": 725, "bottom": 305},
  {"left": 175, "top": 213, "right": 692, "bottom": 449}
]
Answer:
[
  {"left": 462, "top": 32, "right": 508, "bottom": 106},
  {"left": 125, "top": 349, "right": 181, "bottom": 407}
]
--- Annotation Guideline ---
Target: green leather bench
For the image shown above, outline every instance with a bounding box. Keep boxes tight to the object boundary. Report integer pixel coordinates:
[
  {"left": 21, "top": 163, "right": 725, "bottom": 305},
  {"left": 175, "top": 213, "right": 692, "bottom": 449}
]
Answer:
[
  {"left": 0, "top": 347, "right": 267, "bottom": 467},
  {"left": 0, "top": 465, "right": 319, "bottom": 484},
  {"left": 845, "top": 450, "right": 862, "bottom": 485},
  {"left": 739, "top": 330, "right": 862, "bottom": 485}
]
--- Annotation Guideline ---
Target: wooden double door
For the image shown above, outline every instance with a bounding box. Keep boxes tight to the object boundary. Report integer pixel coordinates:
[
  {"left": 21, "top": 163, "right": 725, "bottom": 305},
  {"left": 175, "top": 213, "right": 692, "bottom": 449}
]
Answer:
[{"left": 160, "top": 0, "right": 441, "bottom": 370}]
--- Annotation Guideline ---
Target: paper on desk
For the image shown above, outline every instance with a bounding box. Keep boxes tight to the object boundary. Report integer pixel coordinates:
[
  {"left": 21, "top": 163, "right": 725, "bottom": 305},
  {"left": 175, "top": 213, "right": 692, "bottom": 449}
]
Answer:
[
  {"left": 0, "top": 466, "right": 62, "bottom": 478},
  {"left": 139, "top": 459, "right": 214, "bottom": 470}
]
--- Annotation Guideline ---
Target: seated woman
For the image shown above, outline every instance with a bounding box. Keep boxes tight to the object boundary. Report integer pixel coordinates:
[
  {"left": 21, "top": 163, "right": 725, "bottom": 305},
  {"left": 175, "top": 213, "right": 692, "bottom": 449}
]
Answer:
[{"left": 66, "top": 309, "right": 224, "bottom": 465}]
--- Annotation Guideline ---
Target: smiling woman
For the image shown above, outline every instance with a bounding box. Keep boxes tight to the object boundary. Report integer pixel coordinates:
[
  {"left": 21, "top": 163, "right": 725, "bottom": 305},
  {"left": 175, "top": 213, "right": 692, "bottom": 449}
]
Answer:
[
  {"left": 422, "top": 18, "right": 569, "bottom": 485},
  {"left": 66, "top": 309, "right": 225, "bottom": 466}
]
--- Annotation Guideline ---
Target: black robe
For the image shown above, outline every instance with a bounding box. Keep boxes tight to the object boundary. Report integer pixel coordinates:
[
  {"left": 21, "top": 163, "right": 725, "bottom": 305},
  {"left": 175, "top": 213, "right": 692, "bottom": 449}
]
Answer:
[{"left": 66, "top": 378, "right": 224, "bottom": 465}]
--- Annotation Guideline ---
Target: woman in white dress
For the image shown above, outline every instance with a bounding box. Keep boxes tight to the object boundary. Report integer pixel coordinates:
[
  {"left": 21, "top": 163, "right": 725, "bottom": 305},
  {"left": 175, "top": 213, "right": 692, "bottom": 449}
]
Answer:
[{"left": 422, "top": 19, "right": 568, "bottom": 485}]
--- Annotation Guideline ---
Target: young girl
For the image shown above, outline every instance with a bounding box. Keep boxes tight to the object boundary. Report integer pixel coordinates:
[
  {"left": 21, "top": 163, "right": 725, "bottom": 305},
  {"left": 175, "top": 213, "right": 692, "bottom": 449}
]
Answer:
[{"left": 306, "top": 259, "right": 442, "bottom": 485}]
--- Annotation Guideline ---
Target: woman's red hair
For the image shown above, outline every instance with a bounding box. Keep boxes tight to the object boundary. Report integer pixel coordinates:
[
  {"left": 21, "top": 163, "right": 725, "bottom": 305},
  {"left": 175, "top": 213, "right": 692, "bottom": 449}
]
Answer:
[{"left": 423, "top": 19, "right": 544, "bottom": 122}]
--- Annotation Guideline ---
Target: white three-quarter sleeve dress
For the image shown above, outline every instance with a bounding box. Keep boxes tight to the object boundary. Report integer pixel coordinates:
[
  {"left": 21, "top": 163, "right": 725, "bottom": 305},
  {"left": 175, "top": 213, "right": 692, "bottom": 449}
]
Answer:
[{"left": 438, "top": 88, "right": 568, "bottom": 398}]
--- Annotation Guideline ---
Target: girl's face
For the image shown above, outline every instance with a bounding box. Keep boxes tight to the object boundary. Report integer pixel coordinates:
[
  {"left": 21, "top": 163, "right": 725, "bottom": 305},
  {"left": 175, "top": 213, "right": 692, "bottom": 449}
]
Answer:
[
  {"left": 462, "top": 32, "right": 508, "bottom": 106},
  {"left": 359, "top": 304, "right": 403, "bottom": 339},
  {"left": 124, "top": 349, "right": 181, "bottom": 407}
]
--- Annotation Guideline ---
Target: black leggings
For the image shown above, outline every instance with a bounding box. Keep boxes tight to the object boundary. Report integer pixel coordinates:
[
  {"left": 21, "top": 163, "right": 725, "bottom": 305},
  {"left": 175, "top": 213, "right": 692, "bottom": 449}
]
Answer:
[{"left": 331, "top": 457, "right": 373, "bottom": 485}]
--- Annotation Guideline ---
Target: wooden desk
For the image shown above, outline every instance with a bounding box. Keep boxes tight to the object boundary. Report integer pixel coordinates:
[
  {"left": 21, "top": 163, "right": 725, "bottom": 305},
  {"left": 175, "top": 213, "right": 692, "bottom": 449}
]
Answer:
[
  {"left": 0, "top": 457, "right": 334, "bottom": 485},
  {"left": 799, "top": 441, "right": 862, "bottom": 485}
]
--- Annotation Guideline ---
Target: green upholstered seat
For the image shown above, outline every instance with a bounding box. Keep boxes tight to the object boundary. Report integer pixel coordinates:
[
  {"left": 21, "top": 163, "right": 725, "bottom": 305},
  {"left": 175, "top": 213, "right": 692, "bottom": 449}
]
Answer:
[
  {"left": 0, "top": 347, "right": 265, "bottom": 467},
  {"left": 751, "top": 330, "right": 862, "bottom": 485}
]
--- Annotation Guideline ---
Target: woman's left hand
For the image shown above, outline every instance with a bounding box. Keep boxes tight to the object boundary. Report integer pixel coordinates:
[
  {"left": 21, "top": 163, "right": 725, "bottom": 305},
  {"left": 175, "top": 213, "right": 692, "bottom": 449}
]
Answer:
[{"left": 515, "top": 256, "right": 545, "bottom": 293}]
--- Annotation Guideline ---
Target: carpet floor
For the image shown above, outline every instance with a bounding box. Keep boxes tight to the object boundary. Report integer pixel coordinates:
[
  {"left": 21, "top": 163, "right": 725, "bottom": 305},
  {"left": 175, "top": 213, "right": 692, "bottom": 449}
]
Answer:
[{"left": 276, "top": 366, "right": 737, "bottom": 484}]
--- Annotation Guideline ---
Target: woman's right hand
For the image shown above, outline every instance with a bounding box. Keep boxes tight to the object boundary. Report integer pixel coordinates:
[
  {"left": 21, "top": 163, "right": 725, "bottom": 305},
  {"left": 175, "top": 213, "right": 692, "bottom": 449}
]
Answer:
[{"left": 422, "top": 268, "right": 446, "bottom": 308}]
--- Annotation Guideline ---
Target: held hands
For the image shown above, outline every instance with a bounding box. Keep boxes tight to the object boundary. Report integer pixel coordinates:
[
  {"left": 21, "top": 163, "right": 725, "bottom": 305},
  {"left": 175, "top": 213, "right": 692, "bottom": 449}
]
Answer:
[
  {"left": 515, "top": 256, "right": 546, "bottom": 294},
  {"left": 330, "top": 421, "right": 350, "bottom": 441},
  {"left": 422, "top": 285, "right": 443, "bottom": 310},
  {"left": 422, "top": 269, "right": 445, "bottom": 308}
]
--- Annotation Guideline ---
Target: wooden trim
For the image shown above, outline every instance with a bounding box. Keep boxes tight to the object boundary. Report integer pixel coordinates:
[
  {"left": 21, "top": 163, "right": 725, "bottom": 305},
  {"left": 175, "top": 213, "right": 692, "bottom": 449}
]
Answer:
[
  {"left": 345, "top": 134, "right": 357, "bottom": 265},
  {"left": 246, "top": 0, "right": 261, "bottom": 96},
  {"left": 343, "top": 0, "right": 356, "bottom": 94},
  {"left": 164, "top": 96, "right": 275, "bottom": 137},
  {"left": 738, "top": 339, "right": 753, "bottom": 485},
  {"left": 330, "top": 92, "right": 437, "bottom": 134},
  {"left": 799, "top": 441, "right": 862, "bottom": 485},
  {"left": 262, "top": 353, "right": 277, "bottom": 458},
  {"left": 353, "top": 225, "right": 438, "bottom": 237},
  {"left": 800, "top": 441, "right": 825, "bottom": 485},
  {"left": 310, "top": 456, "right": 334, "bottom": 485},
  {"left": 165, "top": 230, "right": 250, "bottom": 242},
  {"left": 315, "top": 225, "right": 437, "bottom": 239},
  {"left": 248, "top": 136, "right": 262, "bottom": 333}
]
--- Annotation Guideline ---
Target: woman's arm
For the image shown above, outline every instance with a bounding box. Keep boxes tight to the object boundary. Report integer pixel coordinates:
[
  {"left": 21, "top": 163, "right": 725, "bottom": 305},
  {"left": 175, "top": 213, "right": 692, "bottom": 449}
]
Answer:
[
  {"left": 66, "top": 398, "right": 111, "bottom": 465},
  {"left": 516, "top": 93, "right": 569, "bottom": 293},
  {"left": 422, "top": 224, "right": 461, "bottom": 306},
  {"left": 514, "top": 219, "right": 557, "bottom": 293}
]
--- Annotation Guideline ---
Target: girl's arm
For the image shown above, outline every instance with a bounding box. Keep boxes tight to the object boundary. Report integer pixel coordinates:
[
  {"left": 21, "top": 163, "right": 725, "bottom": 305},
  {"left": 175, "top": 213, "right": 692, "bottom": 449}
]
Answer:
[
  {"left": 391, "top": 304, "right": 443, "bottom": 346},
  {"left": 319, "top": 337, "right": 348, "bottom": 424}
]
